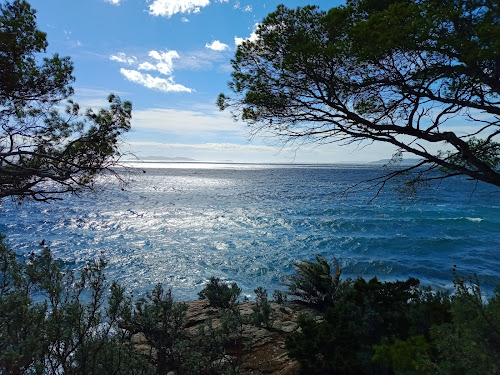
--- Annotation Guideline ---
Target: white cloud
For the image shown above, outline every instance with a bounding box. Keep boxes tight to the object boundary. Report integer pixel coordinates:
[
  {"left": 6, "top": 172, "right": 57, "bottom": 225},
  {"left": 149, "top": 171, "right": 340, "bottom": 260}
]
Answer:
[
  {"left": 147, "top": 50, "right": 179, "bottom": 75},
  {"left": 233, "top": 1, "right": 240, "bottom": 9},
  {"left": 105, "top": 0, "right": 121, "bottom": 4},
  {"left": 235, "top": 23, "right": 259, "bottom": 46},
  {"left": 149, "top": 0, "right": 210, "bottom": 17},
  {"left": 205, "top": 40, "right": 229, "bottom": 51},
  {"left": 243, "top": 5, "right": 252, "bottom": 12},
  {"left": 125, "top": 142, "right": 291, "bottom": 162},
  {"left": 138, "top": 62, "right": 157, "bottom": 71},
  {"left": 123, "top": 106, "right": 405, "bottom": 163},
  {"left": 181, "top": 17, "right": 189, "bottom": 22},
  {"left": 174, "top": 49, "right": 227, "bottom": 71},
  {"left": 110, "top": 49, "right": 193, "bottom": 93},
  {"left": 120, "top": 69, "right": 193, "bottom": 93},
  {"left": 109, "top": 52, "right": 137, "bottom": 65}
]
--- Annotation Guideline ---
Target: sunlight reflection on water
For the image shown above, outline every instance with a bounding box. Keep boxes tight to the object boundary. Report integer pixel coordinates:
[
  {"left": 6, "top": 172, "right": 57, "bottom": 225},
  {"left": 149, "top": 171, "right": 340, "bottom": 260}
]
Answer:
[{"left": 1, "top": 164, "right": 499, "bottom": 300}]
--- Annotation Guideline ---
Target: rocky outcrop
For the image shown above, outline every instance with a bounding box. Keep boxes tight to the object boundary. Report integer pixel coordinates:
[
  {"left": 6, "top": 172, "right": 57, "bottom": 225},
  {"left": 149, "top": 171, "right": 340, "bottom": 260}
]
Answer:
[{"left": 132, "top": 299, "right": 320, "bottom": 375}]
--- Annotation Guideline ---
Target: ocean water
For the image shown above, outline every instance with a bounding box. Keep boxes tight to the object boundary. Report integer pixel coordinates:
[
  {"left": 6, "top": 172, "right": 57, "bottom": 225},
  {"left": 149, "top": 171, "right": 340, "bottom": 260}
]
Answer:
[{"left": 1, "top": 162, "right": 499, "bottom": 300}]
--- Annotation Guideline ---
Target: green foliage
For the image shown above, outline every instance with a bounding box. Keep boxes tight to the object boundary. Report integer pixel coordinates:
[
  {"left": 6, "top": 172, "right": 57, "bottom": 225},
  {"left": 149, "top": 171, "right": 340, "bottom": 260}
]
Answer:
[
  {"left": 417, "top": 275, "right": 500, "bottom": 374},
  {"left": 272, "top": 289, "right": 287, "bottom": 305},
  {"left": 285, "top": 276, "right": 442, "bottom": 375},
  {"left": 438, "top": 137, "right": 500, "bottom": 173},
  {"left": 285, "top": 254, "right": 347, "bottom": 310},
  {"left": 127, "top": 284, "right": 188, "bottom": 374},
  {"left": 2, "top": 232, "right": 499, "bottom": 375},
  {"left": 0, "top": 234, "right": 154, "bottom": 374},
  {"left": 286, "top": 266, "right": 500, "bottom": 375},
  {"left": 0, "top": 234, "right": 246, "bottom": 375},
  {"left": 136, "top": 290, "right": 243, "bottom": 375},
  {"left": 180, "top": 322, "right": 239, "bottom": 375},
  {"left": 198, "top": 277, "right": 241, "bottom": 309},
  {"left": 372, "top": 335, "right": 430, "bottom": 375},
  {"left": 220, "top": 0, "right": 500, "bottom": 188},
  {"left": 250, "top": 287, "right": 273, "bottom": 328},
  {"left": 0, "top": 0, "right": 131, "bottom": 202}
]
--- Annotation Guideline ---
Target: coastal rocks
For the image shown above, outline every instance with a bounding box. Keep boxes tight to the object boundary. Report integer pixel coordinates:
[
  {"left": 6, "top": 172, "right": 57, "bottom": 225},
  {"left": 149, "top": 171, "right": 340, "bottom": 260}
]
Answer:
[
  {"left": 183, "top": 299, "right": 318, "bottom": 375},
  {"left": 133, "top": 299, "right": 319, "bottom": 375}
]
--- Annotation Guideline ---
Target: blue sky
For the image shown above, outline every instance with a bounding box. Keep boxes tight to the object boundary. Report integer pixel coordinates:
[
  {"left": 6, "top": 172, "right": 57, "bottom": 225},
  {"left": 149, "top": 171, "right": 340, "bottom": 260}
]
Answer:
[{"left": 29, "top": 0, "right": 403, "bottom": 163}]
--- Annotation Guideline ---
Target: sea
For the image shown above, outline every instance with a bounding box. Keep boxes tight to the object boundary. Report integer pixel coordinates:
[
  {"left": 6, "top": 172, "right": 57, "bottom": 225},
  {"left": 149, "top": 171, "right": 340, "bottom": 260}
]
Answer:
[{"left": 1, "top": 162, "right": 499, "bottom": 300}]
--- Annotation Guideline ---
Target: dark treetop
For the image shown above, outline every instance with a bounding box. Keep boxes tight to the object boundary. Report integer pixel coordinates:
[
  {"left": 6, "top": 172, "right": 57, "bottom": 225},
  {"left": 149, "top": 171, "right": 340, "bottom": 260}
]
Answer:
[
  {"left": 219, "top": 0, "right": 500, "bottom": 190},
  {"left": 0, "top": 0, "right": 131, "bottom": 202}
]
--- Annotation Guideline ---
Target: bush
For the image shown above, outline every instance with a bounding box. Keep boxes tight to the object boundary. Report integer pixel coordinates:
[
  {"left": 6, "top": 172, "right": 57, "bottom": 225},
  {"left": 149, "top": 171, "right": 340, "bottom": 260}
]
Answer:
[
  {"left": 198, "top": 277, "right": 241, "bottom": 309},
  {"left": 0, "top": 234, "right": 154, "bottom": 375},
  {"left": 0, "top": 235, "right": 244, "bottom": 375},
  {"left": 284, "top": 254, "right": 348, "bottom": 310},
  {"left": 285, "top": 276, "right": 435, "bottom": 374},
  {"left": 127, "top": 284, "right": 188, "bottom": 374},
  {"left": 416, "top": 275, "right": 500, "bottom": 374},
  {"left": 272, "top": 289, "right": 287, "bottom": 305},
  {"left": 250, "top": 287, "right": 273, "bottom": 328}
]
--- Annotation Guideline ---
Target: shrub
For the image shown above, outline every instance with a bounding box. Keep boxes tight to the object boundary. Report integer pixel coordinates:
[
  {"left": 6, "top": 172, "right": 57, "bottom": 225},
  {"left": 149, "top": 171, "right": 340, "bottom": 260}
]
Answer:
[
  {"left": 0, "top": 234, "right": 154, "bottom": 375},
  {"left": 284, "top": 254, "right": 347, "bottom": 310},
  {"left": 128, "top": 283, "right": 188, "bottom": 374},
  {"left": 250, "top": 287, "right": 273, "bottom": 328},
  {"left": 286, "top": 276, "right": 429, "bottom": 374},
  {"left": 417, "top": 275, "right": 500, "bottom": 374},
  {"left": 272, "top": 289, "right": 287, "bottom": 305},
  {"left": 198, "top": 277, "right": 241, "bottom": 309}
]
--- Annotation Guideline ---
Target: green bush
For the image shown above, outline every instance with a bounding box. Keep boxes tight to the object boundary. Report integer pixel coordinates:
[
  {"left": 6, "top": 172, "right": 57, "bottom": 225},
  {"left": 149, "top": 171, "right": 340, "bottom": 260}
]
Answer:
[
  {"left": 198, "top": 277, "right": 241, "bottom": 309},
  {"left": 272, "top": 289, "right": 287, "bottom": 305},
  {"left": 0, "top": 235, "right": 244, "bottom": 375},
  {"left": 417, "top": 276, "right": 500, "bottom": 375},
  {"left": 284, "top": 254, "right": 347, "bottom": 310},
  {"left": 0, "top": 234, "right": 154, "bottom": 375},
  {"left": 250, "top": 287, "right": 273, "bottom": 328},
  {"left": 127, "top": 284, "right": 188, "bottom": 374},
  {"left": 285, "top": 276, "right": 438, "bottom": 375}
]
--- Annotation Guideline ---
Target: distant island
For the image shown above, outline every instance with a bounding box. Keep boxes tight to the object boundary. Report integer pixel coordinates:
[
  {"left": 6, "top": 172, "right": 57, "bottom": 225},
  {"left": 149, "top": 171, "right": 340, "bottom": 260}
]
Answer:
[{"left": 370, "top": 158, "right": 424, "bottom": 165}]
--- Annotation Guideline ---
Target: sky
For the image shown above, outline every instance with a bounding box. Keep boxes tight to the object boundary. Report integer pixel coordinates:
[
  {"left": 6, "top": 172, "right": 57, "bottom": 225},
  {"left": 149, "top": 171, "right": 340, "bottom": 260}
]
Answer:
[{"left": 28, "top": 0, "right": 403, "bottom": 163}]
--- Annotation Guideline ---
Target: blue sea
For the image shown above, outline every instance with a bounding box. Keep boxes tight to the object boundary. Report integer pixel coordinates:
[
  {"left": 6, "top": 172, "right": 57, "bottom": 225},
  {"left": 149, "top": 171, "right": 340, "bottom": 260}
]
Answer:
[{"left": 1, "top": 162, "right": 499, "bottom": 300}]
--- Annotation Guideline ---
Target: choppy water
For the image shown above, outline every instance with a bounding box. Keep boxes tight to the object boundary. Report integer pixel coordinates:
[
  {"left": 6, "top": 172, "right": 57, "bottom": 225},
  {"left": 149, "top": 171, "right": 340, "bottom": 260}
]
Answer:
[{"left": 1, "top": 163, "right": 499, "bottom": 300}]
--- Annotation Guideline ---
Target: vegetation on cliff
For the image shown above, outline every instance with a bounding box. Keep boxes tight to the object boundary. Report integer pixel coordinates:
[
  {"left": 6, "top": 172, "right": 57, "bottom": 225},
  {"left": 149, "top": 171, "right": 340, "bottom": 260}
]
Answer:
[{"left": 1, "top": 237, "right": 499, "bottom": 375}]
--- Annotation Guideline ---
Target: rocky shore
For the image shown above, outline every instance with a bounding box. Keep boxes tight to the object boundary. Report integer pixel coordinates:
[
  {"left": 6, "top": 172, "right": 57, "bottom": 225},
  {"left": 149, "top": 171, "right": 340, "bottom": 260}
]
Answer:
[{"left": 131, "top": 299, "right": 321, "bottom": 375}]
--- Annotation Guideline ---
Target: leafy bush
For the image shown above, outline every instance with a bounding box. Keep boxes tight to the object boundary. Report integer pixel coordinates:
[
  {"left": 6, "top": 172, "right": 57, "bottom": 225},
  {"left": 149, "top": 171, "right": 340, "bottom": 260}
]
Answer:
[
  {"left": 198, "top": 277, "right": 241, "bottom": 309},
  {"left": 284, "top": 254, "right": 348, "bottom": 310},
  {"left": 0, "top": 235, "right": 244, "bottom": 375},
  {"left": 127, "top": 284, "right": 188, "bottom": 374},
  {"left": 0, "top": 234, "right": 154, "bottom": 375},
  {"left": 285, "top": 276, "right": 436, "bottom": 374},
  {"left": 250, "top": 287, "right": 273, "bottom": 328},
  {"left": 416, "top": 275, "right": 500, "bottom": 375}
]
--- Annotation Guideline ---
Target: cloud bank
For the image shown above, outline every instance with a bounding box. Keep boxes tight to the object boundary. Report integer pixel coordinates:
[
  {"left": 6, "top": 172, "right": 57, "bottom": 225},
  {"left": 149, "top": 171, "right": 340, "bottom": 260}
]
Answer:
[
  {"left": 110, "top": 51, "right": 193, "bottom": 93},
  {"left": 120, "top": 69, "right": 192, "bottom": 92}
]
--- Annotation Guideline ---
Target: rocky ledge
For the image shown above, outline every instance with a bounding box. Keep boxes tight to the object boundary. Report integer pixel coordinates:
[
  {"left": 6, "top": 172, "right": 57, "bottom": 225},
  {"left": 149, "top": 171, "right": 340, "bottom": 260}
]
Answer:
[{"left": 131, "top": 299, "right": 320, "bottom": 375}]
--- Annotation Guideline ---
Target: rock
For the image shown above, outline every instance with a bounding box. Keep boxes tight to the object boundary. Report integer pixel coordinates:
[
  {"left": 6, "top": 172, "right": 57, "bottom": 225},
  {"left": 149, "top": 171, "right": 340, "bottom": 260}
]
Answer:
[
  {"left": 131, "top": 299, "right": 320, "bottom": 375},
  {"left": 183, "top": 299, "right": 219, "bottom": 328},
  {"left": 273, "top": 320, "right": 298, "bottom": 333}
]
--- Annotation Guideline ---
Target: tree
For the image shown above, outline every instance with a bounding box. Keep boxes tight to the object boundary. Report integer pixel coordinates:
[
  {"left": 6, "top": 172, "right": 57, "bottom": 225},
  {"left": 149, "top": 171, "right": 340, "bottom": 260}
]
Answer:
[
  {"left": 0, "top": 0, "right": 131, "bottom": 202},
  {"left": 218, "top": 0, "right": 500, "bottom": 192}
]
